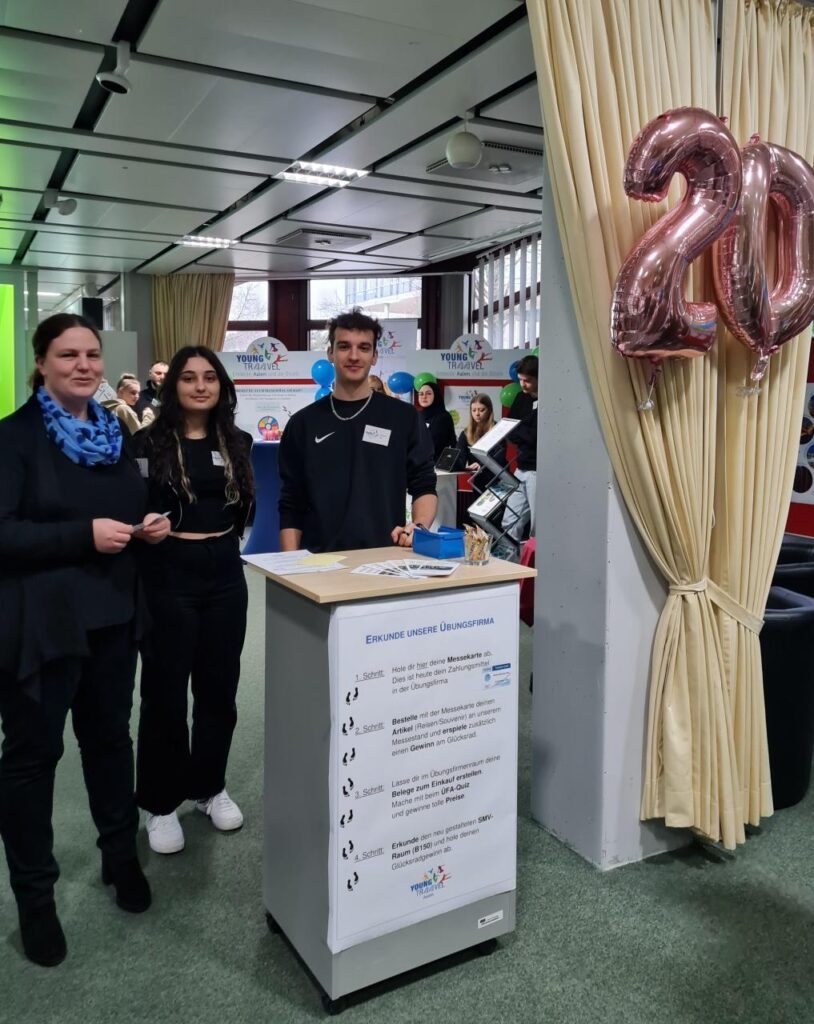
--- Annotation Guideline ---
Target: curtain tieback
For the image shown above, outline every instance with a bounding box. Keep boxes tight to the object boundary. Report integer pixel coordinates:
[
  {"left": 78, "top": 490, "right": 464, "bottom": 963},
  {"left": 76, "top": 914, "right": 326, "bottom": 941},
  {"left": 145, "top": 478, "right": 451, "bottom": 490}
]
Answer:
[{"left": 668, "top": 579, "right": 763, "bottom": 635}]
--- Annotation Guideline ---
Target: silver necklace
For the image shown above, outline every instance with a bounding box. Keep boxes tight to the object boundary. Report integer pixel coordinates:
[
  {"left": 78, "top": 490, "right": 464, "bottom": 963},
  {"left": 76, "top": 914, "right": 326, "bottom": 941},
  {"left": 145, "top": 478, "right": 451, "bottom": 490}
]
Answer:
[{"left": 329, "top": 392, "right": 373, "bottom": 422}]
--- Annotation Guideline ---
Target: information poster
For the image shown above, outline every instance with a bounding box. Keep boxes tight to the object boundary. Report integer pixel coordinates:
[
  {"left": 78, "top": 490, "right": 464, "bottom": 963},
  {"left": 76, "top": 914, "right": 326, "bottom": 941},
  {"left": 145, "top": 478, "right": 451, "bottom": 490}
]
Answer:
[
  {"left": 233, "top": 383, "right": 314, "bottom": 439},
  {"left": 326, "top": 585, "right": 518, "bottom": 952},
  {"left": 444, "top": 385, "right": 505, "bottom": 436}
]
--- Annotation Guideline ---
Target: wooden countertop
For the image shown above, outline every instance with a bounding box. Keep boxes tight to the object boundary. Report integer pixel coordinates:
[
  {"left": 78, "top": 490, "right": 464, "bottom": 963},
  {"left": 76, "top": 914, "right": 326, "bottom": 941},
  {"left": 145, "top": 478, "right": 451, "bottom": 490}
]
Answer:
[{"left": 243, "top": 545, "right": 535, "bottom": 605}]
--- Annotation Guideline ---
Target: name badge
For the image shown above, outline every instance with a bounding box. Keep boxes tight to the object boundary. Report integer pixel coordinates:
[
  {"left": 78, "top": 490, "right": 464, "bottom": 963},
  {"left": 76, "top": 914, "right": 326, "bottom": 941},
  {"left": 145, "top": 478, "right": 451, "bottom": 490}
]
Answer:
[
  {"left": 212, "top": 451, "right": 225, "bottom": 466},
  {"left": 136, "top": 458, "right": 149, "bottom": 478},
  {"left": 533, "top": 400, "right": 538, "bottom": 410},
  {"left": 363, "top": 424, "right": 391, "bottom": 447}
]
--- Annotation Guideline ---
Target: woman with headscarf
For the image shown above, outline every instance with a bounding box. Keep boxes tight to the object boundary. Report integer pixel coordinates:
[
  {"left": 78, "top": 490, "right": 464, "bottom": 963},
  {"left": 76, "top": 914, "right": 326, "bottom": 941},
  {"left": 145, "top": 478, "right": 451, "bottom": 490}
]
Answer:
[{"left": 416, "top": 381, "right": 456, "bottom": 461}]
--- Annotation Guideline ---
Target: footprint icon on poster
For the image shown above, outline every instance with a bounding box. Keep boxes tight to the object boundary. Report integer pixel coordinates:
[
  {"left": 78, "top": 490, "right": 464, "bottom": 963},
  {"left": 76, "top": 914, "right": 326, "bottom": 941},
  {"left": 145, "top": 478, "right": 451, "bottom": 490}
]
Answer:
[
  {"left": 342, "top": 747, "right": 356, "bottom": 765},
  {"left": 345, "top": 687, "right": 359, "bottom": 705},
  {"left": 340, "top": 809, "right": 354, "bottom": 828},
  {"left": 341, "top": 841, "right": 355, "bottom": 860},
  {"left": 346, "top": 871, "right": 360, "bottom": 892},
  {"left": 342, "top": 778, "right": 354, "bottom": 797},
  {"left": 342, "top": 717, "right": 355, "bottom": 736}
]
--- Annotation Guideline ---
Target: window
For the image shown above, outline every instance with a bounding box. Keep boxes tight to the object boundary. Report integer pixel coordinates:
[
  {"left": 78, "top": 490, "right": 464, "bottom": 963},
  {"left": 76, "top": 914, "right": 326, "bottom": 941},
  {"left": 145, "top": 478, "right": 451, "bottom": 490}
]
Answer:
[
  {"left": 223, "top": 281, "right": 272, "bottom": 351},
  {"left": 471, "top": 235, "right": 541, "bottom": 349},
  {"left": 307, "top": 277, "right": 422, "bottom": 348}
]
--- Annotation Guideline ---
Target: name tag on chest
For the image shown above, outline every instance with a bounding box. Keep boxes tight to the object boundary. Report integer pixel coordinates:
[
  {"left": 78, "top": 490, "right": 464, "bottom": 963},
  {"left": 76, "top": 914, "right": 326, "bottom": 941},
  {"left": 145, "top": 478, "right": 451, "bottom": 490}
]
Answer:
[
  {"left": 362, "top": 424, "right": 391, "bottom": 447},
  {"left": 136, "top": 458, "right": 149, "bottom": 478},
  {"left": 211, "top": 451, "right": 225, "bottom": 466}
]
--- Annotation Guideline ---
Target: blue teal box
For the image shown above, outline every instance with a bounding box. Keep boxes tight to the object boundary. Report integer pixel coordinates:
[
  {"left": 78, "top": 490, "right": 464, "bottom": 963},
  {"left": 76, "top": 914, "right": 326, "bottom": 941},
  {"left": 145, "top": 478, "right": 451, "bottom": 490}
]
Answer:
[{"left": 412, "top": 526, "right": 464, "bottom": 559}]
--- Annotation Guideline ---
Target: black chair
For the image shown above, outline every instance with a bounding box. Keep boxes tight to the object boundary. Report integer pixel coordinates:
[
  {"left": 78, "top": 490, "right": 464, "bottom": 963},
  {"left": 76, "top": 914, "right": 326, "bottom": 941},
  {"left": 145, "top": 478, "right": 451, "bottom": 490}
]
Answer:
[
  {"left": 760, "top": 586, "right": 814, "bottom": 809},
  {"left": 773, "top": 533, "right": 814, "bottom": 598}
]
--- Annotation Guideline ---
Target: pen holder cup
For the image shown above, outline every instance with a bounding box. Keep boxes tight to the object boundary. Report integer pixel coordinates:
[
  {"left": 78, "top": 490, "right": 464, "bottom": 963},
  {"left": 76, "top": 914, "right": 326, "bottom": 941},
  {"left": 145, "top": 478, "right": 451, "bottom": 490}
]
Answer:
[
  {"left": 412, "top": 526, "right": 464, "bottom": 559},
  {"left": 464, "top": 532, "right": 492, "bottom": 566}
]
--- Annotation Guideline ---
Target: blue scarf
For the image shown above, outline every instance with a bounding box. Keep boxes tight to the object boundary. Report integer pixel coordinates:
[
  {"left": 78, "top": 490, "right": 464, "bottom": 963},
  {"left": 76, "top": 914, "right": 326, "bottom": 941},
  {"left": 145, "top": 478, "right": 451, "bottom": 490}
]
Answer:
[{"left": 36, "top": 386, "right": 122, "bottom": 466}]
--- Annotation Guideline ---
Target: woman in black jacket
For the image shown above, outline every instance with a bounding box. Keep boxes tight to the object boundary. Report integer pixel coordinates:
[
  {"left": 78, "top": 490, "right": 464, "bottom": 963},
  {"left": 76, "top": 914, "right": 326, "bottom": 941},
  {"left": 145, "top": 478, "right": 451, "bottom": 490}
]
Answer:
[
  {"left": 416, "top": 381, "right": 456, "bottom": 460},
  {"left": 0, "top": 314, "right": 169, "bottom": 967},
  {"left": 455, "top": 393, "right": 506, "bottom": 493},
  {"left": 134, "top": 347, "right": 254, "bottom": 857}
]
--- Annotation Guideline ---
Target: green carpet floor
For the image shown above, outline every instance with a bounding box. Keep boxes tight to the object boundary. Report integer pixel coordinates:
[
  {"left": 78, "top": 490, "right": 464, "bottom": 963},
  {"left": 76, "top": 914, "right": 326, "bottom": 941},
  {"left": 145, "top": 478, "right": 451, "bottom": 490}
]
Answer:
[{"left": 2, "top": 569, "right": 813, "bottom": 1023}]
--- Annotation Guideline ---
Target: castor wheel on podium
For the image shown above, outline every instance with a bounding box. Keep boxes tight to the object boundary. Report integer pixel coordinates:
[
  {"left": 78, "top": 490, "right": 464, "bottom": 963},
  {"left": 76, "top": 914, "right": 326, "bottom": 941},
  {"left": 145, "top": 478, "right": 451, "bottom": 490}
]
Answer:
[
  {"left": 320, "top": 992, "right": 347, "bottom": 1015},
  {"left": 476, "top": 938, "right": 498, "bottom": 957},
  {"left": 265, "top": 911, "right": 281, "bottom": 935}
]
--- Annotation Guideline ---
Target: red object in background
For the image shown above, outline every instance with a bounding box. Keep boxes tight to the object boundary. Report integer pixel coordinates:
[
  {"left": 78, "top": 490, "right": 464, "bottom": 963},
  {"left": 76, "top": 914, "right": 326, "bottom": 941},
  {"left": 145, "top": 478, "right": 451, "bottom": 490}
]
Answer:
[
  {"left": 786, "top": 338, "right": 814, "bottom": 537},
  {"left": 519, "top": 539, "right": 536, "bottom": 627}
]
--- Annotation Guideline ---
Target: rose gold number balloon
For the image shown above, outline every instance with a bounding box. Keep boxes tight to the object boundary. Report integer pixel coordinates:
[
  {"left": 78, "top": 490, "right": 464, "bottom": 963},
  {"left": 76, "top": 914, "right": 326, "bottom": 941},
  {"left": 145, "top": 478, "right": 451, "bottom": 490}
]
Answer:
[
  {"left": 611, "top": 107, "right": 742, "bottom": 401},
  {"left": 713, "top": 137, "right": 814, "bottom": 387}
]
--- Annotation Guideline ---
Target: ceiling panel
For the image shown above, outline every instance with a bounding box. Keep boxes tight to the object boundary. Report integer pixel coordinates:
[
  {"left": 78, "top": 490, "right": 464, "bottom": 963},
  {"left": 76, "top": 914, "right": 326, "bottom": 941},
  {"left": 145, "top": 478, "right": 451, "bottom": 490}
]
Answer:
[
  {"left": 44, "top": 198, "right": 212, "bottom": 236},
  {"left": 0, "top": 247, "right": 18, "bottom": 265},
  {"left": 378, "top": 119, "right": 544, "bottom": 192},
  {"left": 30, "top": 231, "right": 165, "bottom": 260},
  {"left": 22, "top": 251, "right": 142, "bottom": 273},
  {"left": 197, "top": 249, "right": 330, "bottom": 273},
  {"left": 311, "top": 259, "right": 416, "bottom": 274},
  {"left": 136, "top": 248, "right": 204, "bottom": 275},
  {"left": 359, "top": 174, "right": 543, "bottom": 213},
  {"left": 0, "top": 143, "right": 61, "bottom": 190},
  {"left": 480, "top": 81, "right": 543, "bottom": 128},
  {"left": 141, "top": 0, "right": 521, "bottom": 97},
  {"left": 62, "top": 154, "right": 266, "bottom": 210},
  {"left": 0, "top": 36, "right": 102, "bottom": 127},
  {"left": 0, "top": 0, "right": 126, "bottom": 40},
  {"left": 0, "top": 227, "right": 25, "bottom": 249},
  {"left": 365, "top": 235, "right": 460, "bottom": 260},
  {"left": 96, "top": 62, "right": 370, "bottom": 159},
  {"left": 0, "top": 191, "right": 40, "bottom": 218},
  {"left": 426, "top": 208, "right": 542, "bottom": 241},
  {"left": 204, "top": 180, "right": 326, "bottom": 240},
  {"left": 297, "top": 189, "right": 481, "bottom": 233},
  {"left": 33, "top": 267, "right": 117, "bottom": 290},
  {"left": 247, "top": 218, "right": 404, "bottom": 250}
]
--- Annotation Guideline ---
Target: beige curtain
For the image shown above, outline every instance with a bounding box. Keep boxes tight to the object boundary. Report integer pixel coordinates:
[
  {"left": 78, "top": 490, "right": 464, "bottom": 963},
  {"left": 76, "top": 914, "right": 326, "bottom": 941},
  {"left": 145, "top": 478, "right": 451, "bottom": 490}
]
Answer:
[
  {"left": 712, "top": 0, "right": 814, "bottom": 824},
  {"left": 151, "top": 273, "right": 234, "bottom": 362},
  {"left": 528, "top": 0, "right": 748, "bottom": 846}
]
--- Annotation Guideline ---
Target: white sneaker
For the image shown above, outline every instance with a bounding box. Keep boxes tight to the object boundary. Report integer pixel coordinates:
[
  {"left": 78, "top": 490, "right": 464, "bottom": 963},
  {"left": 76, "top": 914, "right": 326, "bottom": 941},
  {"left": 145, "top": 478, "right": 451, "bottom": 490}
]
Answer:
[
  {"left": 194, "top": 790, "right": 244, "bottom": 832},
  {"left": 145, "top": 811, "right": 185, "bottom": 854}
]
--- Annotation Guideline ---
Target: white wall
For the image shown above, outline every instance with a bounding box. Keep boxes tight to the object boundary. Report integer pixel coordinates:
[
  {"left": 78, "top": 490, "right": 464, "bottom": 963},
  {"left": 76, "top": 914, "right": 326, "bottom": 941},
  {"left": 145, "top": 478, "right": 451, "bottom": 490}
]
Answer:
[{"left": 530, "top": 163, "right": 688, "bottom": 868}]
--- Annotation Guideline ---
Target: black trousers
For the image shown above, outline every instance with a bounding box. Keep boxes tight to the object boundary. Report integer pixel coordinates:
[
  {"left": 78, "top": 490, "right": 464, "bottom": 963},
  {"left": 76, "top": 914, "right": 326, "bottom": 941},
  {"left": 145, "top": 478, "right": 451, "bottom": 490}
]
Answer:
[
  {"left": 0, "top": 623, "right": 139, "bottom": 908},
  {"left": 136, "top": 533, "right": 248, "bottom": 815}
]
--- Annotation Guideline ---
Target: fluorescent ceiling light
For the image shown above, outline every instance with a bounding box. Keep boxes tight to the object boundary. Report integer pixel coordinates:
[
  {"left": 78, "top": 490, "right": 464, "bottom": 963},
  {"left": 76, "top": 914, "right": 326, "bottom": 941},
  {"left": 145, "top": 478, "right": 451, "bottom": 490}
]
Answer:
[
  {"left": 178, "top": 234, "right": 236, "bottom": 249},
  {"left": 38, "top": 291, "right": 62, "bottom": 296},
  {"left": 276, "top": 160, "right": 368, "bottom": 188}
]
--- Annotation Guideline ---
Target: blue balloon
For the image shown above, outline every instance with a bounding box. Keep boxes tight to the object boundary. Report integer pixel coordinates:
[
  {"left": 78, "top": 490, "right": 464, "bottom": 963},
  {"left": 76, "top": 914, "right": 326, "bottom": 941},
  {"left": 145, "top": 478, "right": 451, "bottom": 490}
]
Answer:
[
  {"left": 311, "top": 359, "right": 335, "bottom": 387},
  {"left": 388, "top": 371, "right": 414, "bottom": 395},
  {"left": 509, "top": 360, "right": 520, "bottom": 383},
  {"left": 314, "top": 386, "right": 331, "bottom": 400}
]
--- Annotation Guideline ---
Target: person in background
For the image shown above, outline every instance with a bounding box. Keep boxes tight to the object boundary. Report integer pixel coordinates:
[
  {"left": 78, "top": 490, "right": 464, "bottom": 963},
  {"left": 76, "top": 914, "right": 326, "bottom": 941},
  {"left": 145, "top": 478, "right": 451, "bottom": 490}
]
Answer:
[
  {"left": 0, "top": 313, "right": 170, "bottom": 967},
  {"left": 278, "top": 308, "right": 436, "bottom": 552},
  {"left": 416, "top": 381, "right": 456, "bottom": 461},
  {"left": 502, "top": 354, "right": 538, "bottom": 542},
  {"left": 456, "top": 393, "right": 506, "bottom": 493},
  {"left": 368, "top": 374, "right": 385, "bottom": 394},
  {"left": 135, "top": 361, "right": 168, "bottom": 418},
  {"left": 134, "top": 347, "right": 254, "bottom": 856}
]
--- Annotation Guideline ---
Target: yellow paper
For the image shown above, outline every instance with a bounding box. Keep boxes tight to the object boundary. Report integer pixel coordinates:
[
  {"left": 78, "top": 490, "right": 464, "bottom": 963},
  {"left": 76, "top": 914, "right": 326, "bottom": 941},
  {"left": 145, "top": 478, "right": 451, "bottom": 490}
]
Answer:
[{"left": 298, "top": 554, "right": 346, "bottom": 566}]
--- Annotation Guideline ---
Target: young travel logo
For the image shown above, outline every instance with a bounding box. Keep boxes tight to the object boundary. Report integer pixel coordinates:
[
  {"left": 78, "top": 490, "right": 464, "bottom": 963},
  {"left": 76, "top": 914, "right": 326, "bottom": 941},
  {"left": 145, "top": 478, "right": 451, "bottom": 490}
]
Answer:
[
  {"left": 379, "top": 329, "right": 401, "bottom": 354},
  {"left": 410, "top": 865, "right": 451, "bottom": 898},
  {"left": 234, "top": 337, "right": 289, "bottom": 374},
  {"left": 441, "top": 334, "right": 493, "bottom": 374}
]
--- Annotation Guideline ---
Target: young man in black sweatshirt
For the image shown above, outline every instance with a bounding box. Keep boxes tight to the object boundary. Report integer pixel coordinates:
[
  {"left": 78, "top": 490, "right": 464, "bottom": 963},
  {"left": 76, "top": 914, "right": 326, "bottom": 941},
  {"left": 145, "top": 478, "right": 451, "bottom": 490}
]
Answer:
[
  {"left": 278, "top": 309, "right": 437, "bottom": 553},
  {"left": 502, "top": 354, "right": 538, "bottom": 542}
]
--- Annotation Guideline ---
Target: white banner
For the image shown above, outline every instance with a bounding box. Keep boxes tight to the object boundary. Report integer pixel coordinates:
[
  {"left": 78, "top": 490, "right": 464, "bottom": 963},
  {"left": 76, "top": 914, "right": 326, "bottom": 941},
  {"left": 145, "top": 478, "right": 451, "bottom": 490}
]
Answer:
[
  {"left": 326, "top": 584, "right": 518, "bottom": 952},
  {"left": 233, "top": 383, "right": 314, "bottom": 439}
]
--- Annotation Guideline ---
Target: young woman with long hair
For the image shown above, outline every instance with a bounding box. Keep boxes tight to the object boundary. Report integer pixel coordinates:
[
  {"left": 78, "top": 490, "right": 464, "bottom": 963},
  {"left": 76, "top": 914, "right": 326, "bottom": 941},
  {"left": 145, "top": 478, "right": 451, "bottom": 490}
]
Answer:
[
  {"left": 133, "top": 347, "right": 254, "bottom": 855},
  {"left": 456, "top": 393, "right": 506, "bottom": 492}
]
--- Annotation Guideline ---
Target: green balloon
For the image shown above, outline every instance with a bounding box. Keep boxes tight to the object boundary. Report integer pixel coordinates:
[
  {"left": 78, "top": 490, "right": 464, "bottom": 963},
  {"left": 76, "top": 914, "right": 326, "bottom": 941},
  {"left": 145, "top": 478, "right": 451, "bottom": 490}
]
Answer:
[
  {"left": 531, "top": 346, "right": 539, "bottom": 356},
  {"left": 413, "top": 372, "right": 437, "bottom": 390},
  {"left": 500, "top": 382, "right": 520, "bottom": 407}
]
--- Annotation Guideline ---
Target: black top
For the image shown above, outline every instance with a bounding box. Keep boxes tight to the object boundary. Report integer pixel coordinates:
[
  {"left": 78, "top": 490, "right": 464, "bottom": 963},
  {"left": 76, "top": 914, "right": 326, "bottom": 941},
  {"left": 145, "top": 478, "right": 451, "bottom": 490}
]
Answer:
[
  {"left": 135, "top": 381, "right": 160, "bottom": 417},
  {"left": 0, "top": 397, "right": 146, "bottom": 683},
  {"left": 418, "top": 384, "right": 457, "bottom": 460},
  {"left": 507, "top": 391, "right": 538, "bottom": 471},
  {"left": 133, "top": 429, "right": 254, "bottom": 536},
  {"left": 456, "top": 431, "right": 507, "bottom": 493},
  {"left": 279, "top": 392, "right": 436, "bottom": 552}
]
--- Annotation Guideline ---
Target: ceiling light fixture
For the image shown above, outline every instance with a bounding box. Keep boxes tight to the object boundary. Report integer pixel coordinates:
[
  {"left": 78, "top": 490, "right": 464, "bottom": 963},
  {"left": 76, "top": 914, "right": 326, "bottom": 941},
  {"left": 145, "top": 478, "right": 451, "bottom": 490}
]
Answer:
[
  {"left": 178, "top": 234, "right": 236, "bottom": 249},
  {"left": 489, "top": 163, "right": 513, "bottom": 174},
  {"left": 38, "top": 291, "right": 62, "bottom": 297},
  {"left": 445, "top": 113, "right": 483, "bottom": 170},
  {"left": 43, "top": 189, "right": 77, "bottom": 216},
  {"left": 276, "top": 160, "right": 368, "bottom": 188},
  {"left": 96, "top": 40, "right": 132, "bottom": 95}
]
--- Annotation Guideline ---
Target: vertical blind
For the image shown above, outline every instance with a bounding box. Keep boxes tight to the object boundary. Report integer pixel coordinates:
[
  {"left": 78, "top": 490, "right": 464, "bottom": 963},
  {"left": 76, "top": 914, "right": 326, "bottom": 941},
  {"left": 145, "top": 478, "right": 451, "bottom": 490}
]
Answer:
[{"left": 471, "top": 233, "right": 542, "bottom": 348}]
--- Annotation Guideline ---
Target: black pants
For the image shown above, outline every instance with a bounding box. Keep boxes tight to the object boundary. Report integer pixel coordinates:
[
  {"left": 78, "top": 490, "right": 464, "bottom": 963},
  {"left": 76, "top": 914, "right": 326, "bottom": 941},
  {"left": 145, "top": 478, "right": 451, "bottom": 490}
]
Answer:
[
  {"left": 0, "top": 623, "right": 139, "bottom": 909},
  {"left": 136, "top": 533, "right": 248, "bottom": 815}
]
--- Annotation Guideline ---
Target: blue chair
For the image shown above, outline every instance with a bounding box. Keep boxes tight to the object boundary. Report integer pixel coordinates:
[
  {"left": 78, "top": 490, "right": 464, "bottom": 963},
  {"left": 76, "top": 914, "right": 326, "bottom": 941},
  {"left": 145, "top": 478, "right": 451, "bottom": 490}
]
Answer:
[{"left": 243, "top": 442, "right": 281, "bottom": 555}]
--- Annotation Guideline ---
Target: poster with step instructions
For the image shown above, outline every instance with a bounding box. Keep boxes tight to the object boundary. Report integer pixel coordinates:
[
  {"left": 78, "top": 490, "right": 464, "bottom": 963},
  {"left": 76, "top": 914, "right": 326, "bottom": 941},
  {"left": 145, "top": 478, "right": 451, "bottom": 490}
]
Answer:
[{"left": 326, "top": 584, "right": 518, "bottom": 952}]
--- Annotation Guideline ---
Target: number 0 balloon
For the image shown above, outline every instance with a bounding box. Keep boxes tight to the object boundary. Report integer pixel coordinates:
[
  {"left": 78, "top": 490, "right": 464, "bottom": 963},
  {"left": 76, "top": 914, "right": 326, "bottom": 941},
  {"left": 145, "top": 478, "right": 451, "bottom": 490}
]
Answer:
[{"left": 611, "top": 107, "right": 742, "bottom": 408}]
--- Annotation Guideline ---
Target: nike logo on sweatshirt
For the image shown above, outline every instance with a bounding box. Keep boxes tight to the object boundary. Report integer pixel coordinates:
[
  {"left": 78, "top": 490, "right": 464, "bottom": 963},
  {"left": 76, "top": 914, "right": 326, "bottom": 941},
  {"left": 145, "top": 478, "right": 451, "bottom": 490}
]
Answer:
[{"left": 314, "top": 432, "right": 335, "bottom": 444}]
